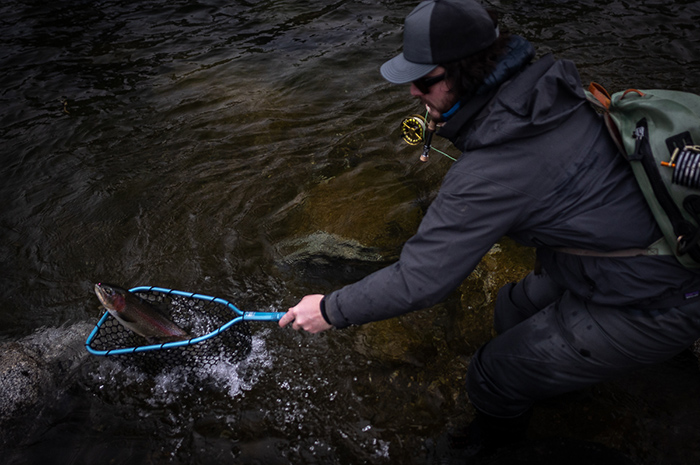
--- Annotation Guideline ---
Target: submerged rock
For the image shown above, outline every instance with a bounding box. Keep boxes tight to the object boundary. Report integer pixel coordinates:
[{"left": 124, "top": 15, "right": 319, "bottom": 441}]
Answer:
[
  {"left": 0, "top": 322, "right": 92, "bottom": 446},
  {"left": 275, "top": 231, "right": 395, "bottom": 285},
  {"left": 277, "top": 231, "right": 385, "bottom": 265},
  {"left": 0, "top": 342, "right": 52, "bottom": 425}
]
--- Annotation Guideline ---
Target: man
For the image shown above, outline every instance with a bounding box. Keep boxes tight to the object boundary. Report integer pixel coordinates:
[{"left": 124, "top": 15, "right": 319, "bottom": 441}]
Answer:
[{"left": 279, "top": 0, "right": 700, "bottom": 455}]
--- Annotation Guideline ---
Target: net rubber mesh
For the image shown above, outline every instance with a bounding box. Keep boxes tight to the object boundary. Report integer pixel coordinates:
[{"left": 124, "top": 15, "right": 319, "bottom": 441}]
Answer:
[{"left": 88, "top": 289, "right": 252, "bottom": 373}]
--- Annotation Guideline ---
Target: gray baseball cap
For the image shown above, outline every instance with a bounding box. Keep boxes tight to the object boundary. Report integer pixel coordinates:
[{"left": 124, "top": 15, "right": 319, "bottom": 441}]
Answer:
[{"left": 380, "top": 0, "right": 499, "bottom": 84}]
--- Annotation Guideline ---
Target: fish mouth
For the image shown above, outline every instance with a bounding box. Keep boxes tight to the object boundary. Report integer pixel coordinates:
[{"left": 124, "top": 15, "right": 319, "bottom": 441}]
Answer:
[
  {"left": 94, "top": 283, "right": 105, "bottom": 300},
  {"left": 94, "top": 283, "right": 115, "bottom": 309}
]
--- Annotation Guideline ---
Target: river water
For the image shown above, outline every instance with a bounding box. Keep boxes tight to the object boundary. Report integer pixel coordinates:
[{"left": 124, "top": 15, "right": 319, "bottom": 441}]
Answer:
[{"left": 1, "top": 1, "right": 699, "bottom": 464}]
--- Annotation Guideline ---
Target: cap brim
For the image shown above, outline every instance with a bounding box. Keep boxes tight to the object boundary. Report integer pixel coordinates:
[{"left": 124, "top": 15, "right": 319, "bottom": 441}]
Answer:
[{"left": 380, "top": 53, "right": 437, "bottom": 84}]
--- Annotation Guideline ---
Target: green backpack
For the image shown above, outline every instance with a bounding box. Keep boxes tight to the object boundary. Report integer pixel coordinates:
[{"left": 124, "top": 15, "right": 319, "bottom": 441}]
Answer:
[{"left": 585, "top": 83, "right": 700, "bottom": 269}]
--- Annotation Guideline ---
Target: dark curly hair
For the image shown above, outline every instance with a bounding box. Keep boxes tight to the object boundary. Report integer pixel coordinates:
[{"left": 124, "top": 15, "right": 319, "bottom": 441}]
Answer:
[{"left": 442, "top": 10, "right": 511, "bottom": 99}]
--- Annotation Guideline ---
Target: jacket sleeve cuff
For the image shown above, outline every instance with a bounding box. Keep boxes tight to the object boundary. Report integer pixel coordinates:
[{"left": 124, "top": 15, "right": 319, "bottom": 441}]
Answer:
[
  {"left": 319, "top": 296, "right": 331, "bottom": 325},
  {"left": 322, "top": 290, "right": 352, "bottom": 329}
]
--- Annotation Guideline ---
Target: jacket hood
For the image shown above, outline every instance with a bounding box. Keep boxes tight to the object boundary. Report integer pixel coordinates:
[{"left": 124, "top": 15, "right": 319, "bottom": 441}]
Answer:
[{"left": 441, "top": 55, "right": 588, "bottom": 152}]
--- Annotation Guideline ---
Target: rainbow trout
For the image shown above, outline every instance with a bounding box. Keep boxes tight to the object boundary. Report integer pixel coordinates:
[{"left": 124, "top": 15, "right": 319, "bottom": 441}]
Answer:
[{"left": 94, "top": 283, "right": 190, "bottom": 343}]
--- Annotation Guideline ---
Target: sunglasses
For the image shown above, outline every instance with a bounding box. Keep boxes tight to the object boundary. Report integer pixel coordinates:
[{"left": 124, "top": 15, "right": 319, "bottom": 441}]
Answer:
[{"left": 413, "top": 73, "right": 445, "bottom": 94}]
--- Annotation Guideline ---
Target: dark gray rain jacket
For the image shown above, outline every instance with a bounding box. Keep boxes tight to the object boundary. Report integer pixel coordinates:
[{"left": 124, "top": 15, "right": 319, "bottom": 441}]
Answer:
[{"left": 324, "top": 55, "right": 700, "bottom": 329}]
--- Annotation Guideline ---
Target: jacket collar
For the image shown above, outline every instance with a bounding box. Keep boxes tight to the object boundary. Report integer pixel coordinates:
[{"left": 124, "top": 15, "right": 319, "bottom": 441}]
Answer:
[
  {"left": 436, "top": 36, "right": 539, "bottom": 146},
  {"left": 437, "top": 53, "right": 556, "bottom": 149}
]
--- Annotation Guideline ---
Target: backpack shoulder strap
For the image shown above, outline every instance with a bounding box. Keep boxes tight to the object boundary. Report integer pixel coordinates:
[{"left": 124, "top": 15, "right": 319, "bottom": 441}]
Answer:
[
  {"left": 584, "top": 82, "right": 626, "bottom": 156},
  {"left": 587, "top": 82, "right": 611, "bottom": 110}
]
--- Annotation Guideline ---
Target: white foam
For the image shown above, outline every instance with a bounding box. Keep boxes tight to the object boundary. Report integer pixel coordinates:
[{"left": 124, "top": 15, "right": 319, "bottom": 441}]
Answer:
[
  {"left": 203, "top": 331, "right": 272, "bottom": 398},
  {"left": 85, "top": 327, "right": 274, "bottom": 408}
]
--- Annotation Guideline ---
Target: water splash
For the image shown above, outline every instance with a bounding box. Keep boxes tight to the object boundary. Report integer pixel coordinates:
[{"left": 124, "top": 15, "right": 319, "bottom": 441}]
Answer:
[
  {"left": 86, "top": 328, "right": 274, "bottom": 406},
  {"left": 198, "top": 329, "right": 274, "bottom": 399}
]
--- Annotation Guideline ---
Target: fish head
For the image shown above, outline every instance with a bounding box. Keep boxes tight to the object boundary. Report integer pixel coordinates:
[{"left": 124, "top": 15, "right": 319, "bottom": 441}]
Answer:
[{"left": 94, "top": 283, "right": 128, "bottom": 314}]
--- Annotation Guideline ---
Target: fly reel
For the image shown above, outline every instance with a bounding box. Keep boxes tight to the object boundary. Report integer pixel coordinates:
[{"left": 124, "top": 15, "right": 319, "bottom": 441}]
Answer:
[
  {"left": 401, "top": 114, "right": 427, "bottom": 146},
  {"left": 401, "top": 112, "right": 447, "bottom": 162}
]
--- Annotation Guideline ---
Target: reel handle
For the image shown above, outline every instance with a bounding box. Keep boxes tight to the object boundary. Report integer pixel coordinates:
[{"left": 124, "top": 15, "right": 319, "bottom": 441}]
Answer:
[{"left": 419, "top": 119, "right": 437, "bottom": 162}]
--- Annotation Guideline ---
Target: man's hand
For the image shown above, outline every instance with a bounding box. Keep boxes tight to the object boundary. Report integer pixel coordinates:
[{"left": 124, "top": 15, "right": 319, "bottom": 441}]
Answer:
[{"left": 279, "top": 294, "right": 333, "bottom": 333}]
